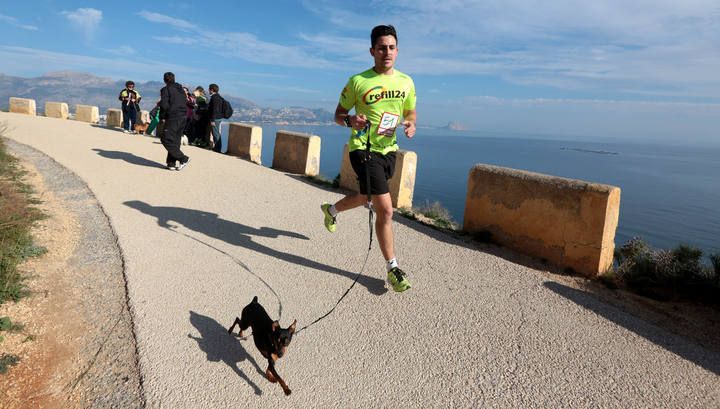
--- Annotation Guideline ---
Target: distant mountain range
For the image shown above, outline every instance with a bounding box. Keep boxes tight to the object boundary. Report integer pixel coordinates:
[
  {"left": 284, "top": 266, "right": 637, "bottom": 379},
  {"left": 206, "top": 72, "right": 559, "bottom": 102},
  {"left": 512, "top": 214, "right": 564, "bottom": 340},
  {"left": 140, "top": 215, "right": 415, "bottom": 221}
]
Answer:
[{"left": 0, "top": 71, "right": 333, "bottom": 125}]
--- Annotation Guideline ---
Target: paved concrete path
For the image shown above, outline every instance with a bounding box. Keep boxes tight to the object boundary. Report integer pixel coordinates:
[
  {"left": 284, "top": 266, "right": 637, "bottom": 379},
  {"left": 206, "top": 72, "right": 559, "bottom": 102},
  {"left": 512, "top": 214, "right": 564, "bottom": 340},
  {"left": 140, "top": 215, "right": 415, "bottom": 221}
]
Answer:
[{"left": 2, "top": 112, "right": 719, "bottom": 408}]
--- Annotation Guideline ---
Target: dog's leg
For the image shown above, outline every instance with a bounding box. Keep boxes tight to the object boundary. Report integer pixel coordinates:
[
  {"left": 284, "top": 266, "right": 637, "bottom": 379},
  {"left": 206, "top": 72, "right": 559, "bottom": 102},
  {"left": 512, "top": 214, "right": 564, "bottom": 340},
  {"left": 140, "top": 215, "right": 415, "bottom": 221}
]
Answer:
[
  {"left": 228, "top": 317, "right": 242, "bottom": 336},
  {"left": 266, "top": 357, "right": 291, "bottom": 395}
]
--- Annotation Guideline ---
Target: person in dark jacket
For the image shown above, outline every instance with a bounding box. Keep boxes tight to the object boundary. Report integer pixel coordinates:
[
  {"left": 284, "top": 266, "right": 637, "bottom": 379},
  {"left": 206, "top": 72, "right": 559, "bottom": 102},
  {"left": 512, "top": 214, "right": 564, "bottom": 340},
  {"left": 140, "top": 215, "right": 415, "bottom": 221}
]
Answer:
[
  {"left": 119, "top": 80, "right": 141, "bottom": 133},
  {"left": 207, "top": 83, "right": 224, "bottom": 152},
  {"left": 159, "top": 72, "right": 190, "bottom": 170},
  {"left": 191, "top": 86, "right": 209, "bottom": 146}
]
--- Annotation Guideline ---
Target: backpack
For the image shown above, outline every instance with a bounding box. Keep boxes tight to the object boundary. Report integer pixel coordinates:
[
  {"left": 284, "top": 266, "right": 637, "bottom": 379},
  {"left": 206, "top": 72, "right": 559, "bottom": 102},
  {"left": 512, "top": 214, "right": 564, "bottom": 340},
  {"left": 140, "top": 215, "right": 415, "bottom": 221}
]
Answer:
[{"left": 221, "top": 97, "right": 233, "bottom": 119}]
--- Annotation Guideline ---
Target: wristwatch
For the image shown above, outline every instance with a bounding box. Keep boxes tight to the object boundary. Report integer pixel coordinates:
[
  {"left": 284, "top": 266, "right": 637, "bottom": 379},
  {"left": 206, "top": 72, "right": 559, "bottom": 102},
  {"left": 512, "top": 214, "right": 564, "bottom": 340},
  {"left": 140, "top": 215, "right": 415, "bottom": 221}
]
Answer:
[{"left": 343, "top": 115, "right": 352, "bottom": 127}]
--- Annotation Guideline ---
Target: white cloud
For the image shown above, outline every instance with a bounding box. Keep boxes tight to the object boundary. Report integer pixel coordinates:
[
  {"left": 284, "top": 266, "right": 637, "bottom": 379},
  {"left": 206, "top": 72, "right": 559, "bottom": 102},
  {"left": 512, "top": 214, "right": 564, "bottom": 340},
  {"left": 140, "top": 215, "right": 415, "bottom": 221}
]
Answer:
[
  {"left": 138, "top": 11, "right": 197, "bottom": 31},
  {"left": 61, "top": 8, "right": 103, "bottom": 41},
  {"left": 103, "top": 45, "right": 136, "bottom": 56},
  {"left": 0, "top": 45, "right": 195, "bottom": 81},
  {"left": 152, "top": 36, "right": 199, "bottom": 46},
  {"left": 0, "top": 13, "right": 39, "bottom": 31},
  {"left": 299, "top": 0, "right": 720, "bottom": 99},
  {"left": 143, "top": 12, "right": 334, "bottom": 69}
]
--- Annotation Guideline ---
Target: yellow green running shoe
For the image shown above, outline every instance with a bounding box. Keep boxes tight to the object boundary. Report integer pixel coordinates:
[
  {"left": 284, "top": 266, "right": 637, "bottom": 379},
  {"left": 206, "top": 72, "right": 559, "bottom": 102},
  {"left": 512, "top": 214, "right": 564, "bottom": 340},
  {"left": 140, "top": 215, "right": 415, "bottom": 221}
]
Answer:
[
  {"left": 321, "top": 203, "right": 336, "bottom": 233},
  {"left": 387, "top": 267, "right": 411, "bottom": 292}
]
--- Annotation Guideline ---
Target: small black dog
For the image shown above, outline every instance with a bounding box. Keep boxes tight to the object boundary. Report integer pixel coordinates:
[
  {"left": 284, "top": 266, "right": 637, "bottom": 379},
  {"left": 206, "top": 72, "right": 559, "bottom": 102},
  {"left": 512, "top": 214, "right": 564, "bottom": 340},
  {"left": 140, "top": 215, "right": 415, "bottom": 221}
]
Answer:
[{"left": 228, "top": 296, "right": 296, "bottom": 395}]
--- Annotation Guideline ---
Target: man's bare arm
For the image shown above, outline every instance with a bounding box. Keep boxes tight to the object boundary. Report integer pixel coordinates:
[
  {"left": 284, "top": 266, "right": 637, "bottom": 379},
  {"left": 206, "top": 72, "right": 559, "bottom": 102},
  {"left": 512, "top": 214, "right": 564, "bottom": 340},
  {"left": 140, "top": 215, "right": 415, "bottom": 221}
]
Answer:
[
  {"left": 402, "top": 109, "right": 417, "bottom": 138},
  {"left": 335, "top": 103, "right": 367, "bottom": 130}
]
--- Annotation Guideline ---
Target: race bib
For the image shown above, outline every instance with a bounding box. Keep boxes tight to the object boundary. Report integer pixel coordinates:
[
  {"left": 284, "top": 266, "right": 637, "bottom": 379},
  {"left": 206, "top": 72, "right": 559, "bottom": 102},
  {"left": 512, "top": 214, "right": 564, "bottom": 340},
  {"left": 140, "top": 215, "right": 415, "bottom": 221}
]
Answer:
[{"left": 377, "top": 112, "right": 400, "bottom": 136}]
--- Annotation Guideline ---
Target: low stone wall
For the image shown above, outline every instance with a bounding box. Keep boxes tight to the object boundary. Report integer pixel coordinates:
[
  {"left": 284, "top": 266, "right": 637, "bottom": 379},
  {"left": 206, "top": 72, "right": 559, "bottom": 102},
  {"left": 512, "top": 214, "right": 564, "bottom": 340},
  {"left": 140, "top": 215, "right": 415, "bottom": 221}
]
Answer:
[
  {"left": 45, "top": 102, "right": 69, "bottom": 119},
  {"left": 463, "top": 164, "right": 621, "bottom": 276},
  {"left": 9, "top": 97, "right": 36, "bottom": 116},
  {"left": 227, "top": 123, "right": 262, "bottom": 165},
  {"left": 272, "top": 131, "right": 320, "bottom": 176},
  {"left": 106, "top": 109, "right": 123, "bottom": 127},
  {"left": 339, "top": 144, "right": 417, "bottom": 209},
  {"left": 75, "top": 105, "right": 99, "bottom": 124}
]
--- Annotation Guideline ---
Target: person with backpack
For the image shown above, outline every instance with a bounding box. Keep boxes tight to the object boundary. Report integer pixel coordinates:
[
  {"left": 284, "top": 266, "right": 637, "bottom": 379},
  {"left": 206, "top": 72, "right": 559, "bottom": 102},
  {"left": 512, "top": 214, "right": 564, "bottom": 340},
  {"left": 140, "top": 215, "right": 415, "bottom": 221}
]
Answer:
[
  {"left": 118, "top": 80, "right": 142, "bottom": 133},
  {"left": 207, "top": 83, "right": 232, "bottom": 153}
]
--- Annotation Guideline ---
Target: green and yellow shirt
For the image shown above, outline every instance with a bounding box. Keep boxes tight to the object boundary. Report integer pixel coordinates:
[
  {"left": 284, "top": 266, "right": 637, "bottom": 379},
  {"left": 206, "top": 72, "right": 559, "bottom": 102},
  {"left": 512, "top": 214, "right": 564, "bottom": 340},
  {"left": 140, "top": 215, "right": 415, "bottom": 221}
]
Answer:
[{"left": 339, "top": 68, "right": 416, "bottom": 154}]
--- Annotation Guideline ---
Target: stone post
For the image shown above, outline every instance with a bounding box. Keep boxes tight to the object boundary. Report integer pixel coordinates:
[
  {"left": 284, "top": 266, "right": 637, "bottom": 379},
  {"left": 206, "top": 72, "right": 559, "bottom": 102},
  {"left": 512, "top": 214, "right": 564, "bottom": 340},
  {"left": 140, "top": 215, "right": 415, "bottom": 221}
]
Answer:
[
  {"left": 106, "top": 108, "right": 123, "bottom": 127},
  {"left": 9, "top": 97, "right": 36, "bottom": 116},
  {"left": 339, "top": 144, "right": 417, "bottom": 208},
  {"left": 272, "top": 131, "right": 321, "bottom": 176},
  {"left": 75, "top": 105, "right": 100, "bottom": 123},
  {"left": 463, "top": 164, "right": 621, "bottom": 276},
  {"left": 45, "top": 102, "right": 69, "bottom": 119},
  {"left": 227, "top": 123, "right": 262, "bottom": 165}
]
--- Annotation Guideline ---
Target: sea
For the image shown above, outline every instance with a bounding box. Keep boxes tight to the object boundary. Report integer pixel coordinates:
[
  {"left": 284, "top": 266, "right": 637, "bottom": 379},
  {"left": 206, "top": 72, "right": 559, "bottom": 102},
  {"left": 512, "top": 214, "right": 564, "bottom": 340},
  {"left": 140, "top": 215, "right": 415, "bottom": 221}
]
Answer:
[{"left": 218, "top": 123, "right": 720, "bottom": 257}]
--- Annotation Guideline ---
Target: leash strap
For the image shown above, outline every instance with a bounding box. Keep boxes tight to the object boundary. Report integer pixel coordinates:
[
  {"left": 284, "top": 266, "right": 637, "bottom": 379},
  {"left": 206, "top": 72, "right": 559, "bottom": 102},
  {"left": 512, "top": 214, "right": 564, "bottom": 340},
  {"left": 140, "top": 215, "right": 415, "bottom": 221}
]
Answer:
[{"left": 296, "top": 121, "right": 375, "bottom": 336}]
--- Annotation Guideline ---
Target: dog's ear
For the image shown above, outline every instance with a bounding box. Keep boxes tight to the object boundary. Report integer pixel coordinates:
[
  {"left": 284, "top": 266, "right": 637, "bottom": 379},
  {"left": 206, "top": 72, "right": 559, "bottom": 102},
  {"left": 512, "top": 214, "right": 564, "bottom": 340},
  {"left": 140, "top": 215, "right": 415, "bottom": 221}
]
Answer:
[
  {"left": 289, "top": 319, "right": 297, "bottom": 333},
  {"left": 272, "top": 320, "right": 280, "bottom": 332}
]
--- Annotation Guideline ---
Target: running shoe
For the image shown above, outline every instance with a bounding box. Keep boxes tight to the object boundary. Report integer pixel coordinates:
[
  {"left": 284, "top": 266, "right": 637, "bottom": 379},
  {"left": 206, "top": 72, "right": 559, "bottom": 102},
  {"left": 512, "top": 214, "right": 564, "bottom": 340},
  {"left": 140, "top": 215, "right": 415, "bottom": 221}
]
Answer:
[
  {"left": 166, "top": 163, "right": 177, "bottom": 170},
  {"left": 387, "top": 267, "right": 411, "bottom": 292},
  {"left": 320, "top": 203, "right": 336, "bottom": 233},
  {"left": 176, "top": 158, "right": 191, "bottom": 171}
]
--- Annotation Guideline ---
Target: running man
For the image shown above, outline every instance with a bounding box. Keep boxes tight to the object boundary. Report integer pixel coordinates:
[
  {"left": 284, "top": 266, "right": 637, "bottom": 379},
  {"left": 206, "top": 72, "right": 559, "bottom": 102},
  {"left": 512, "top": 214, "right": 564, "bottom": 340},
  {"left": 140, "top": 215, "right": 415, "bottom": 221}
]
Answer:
[{"left": 321, "top": 24, "right": 417, "bottom": 292}]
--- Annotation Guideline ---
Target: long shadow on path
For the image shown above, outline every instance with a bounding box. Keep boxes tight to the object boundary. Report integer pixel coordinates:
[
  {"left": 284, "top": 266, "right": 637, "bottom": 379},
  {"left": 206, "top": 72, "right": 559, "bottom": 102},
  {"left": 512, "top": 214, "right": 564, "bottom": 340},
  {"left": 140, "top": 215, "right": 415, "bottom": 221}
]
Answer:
[
  {"left": 92, "top": 148, "right": 165, "bottom": 169},
  {"left": 124, "top": 200, "right": 387, "bottom": 295},
  {"left": 188, "top": 311, "right": 264, "bottom": 395},
  {"left": 544, "top": 281, "right": 720, "bottom": 375}
]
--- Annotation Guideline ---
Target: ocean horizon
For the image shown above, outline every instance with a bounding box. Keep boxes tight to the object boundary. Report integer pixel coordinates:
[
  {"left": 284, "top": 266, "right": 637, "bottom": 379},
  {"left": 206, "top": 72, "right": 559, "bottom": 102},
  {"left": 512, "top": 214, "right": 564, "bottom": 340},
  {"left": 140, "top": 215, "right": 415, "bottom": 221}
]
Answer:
[{"left": 219, "top": 123, "right": 719, "bottom": 258}]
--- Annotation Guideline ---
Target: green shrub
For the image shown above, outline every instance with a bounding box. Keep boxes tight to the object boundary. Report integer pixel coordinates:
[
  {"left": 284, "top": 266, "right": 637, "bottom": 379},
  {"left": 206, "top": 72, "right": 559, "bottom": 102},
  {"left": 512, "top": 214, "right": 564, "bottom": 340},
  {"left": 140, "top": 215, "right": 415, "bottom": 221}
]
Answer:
[
  {"left": 0, "top": 354, "right": 20, "bottom": 374},
  {"left": 416, "top": 200, "right": 457, "bottom": 230},
  {"left": 397, "top": 207, "right": 417, "bottom": 221},
  {"left": 614, "top": 237, "right": 720, "bottom": 304},
  {"left": 710, "top": 253, "right": 720, "bottom": 276}
]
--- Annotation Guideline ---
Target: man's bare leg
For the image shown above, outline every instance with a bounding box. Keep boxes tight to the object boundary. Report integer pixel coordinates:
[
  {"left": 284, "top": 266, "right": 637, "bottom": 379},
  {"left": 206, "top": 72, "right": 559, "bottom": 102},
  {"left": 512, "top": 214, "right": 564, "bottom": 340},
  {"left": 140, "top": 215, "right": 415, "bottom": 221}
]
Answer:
[
  {"left": 334, "top": 193, "right": 368, "bottom": 212},
  {"left": 371, "top": 193, "right": 394, "bottom": 261}
]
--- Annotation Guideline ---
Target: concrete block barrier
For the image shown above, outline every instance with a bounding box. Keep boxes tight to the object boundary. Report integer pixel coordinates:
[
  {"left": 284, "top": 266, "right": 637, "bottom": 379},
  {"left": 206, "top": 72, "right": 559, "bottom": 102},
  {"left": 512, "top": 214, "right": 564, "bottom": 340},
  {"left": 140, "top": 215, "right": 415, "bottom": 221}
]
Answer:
[
  {"left": 272, "top": 131, "right": 320, "bottom": 176},
  {"left": 44, "top": 102, "right": 69, "bottom": 119},
  {"left": 9, "top": 97, "right": 36, "bottom": 116},
  {"left": 227, "top": 123, "right": 262, "bottom": 165},
  {"left": 339, "top": 144, "right": 417, "bottom": 209},
  {"left": 463, "top": 164, "right": 621, "bottom": 276},
  {"left": 106, "top": 108, "right": 123, "bottom": 127},
  {"left": 75, "top": 105, "right": 100, "bottom": 124}
]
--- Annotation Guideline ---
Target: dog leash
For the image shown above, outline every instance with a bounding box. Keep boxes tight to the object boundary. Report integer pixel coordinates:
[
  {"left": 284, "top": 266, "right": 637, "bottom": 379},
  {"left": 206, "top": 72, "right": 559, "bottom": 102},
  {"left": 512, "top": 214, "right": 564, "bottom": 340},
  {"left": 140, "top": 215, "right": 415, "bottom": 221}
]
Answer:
[{"left": 296, "top": 121, "right": 375, "bottom": 336}]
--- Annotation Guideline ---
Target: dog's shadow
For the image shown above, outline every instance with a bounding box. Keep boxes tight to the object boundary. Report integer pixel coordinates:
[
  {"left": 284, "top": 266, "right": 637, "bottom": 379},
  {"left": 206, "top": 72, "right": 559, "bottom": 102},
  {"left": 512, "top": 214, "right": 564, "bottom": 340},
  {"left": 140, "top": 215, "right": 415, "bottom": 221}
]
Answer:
[{"left": 188, "top": 311, "right": 265, "bottom": 395}]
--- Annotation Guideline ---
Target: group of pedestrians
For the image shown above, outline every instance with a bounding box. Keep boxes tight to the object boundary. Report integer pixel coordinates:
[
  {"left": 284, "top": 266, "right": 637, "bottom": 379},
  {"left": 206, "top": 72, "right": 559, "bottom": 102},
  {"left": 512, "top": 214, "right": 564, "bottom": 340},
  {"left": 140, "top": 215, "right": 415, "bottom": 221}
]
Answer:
[
  {"left": 119, "top": 76, "right": 232, "bottom": 170},
  {"left": 120, "top": 24, "right": 416, "bottom": 292}
]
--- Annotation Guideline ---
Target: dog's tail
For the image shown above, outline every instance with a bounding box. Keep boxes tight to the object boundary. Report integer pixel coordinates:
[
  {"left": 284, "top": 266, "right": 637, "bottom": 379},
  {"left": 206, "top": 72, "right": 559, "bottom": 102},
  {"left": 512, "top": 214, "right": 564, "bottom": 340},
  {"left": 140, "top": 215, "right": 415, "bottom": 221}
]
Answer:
[{"left": 252, "top": 296, "right": 258, "bottom": 303}]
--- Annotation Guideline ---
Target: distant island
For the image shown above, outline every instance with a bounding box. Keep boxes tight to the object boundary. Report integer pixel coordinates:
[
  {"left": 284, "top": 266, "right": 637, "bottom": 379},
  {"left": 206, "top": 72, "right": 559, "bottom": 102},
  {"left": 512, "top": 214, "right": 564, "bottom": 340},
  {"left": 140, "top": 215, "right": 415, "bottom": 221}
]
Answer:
[
  {"left": 444, "top": 122, "right": 466, "bottom": 131},
  {"left": 561, "top": 147, "right": 619, "bottom": 155},
  {"left": 0, "top": 71, "right": 334, "bottom": 126}
]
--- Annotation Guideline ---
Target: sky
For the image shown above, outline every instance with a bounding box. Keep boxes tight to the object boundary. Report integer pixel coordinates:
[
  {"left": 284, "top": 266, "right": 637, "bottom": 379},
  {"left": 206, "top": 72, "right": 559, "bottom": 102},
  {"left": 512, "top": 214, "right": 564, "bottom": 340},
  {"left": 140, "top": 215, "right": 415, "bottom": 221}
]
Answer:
[{"left": 1, "top": 0, "right": 719, "bottom": 142}]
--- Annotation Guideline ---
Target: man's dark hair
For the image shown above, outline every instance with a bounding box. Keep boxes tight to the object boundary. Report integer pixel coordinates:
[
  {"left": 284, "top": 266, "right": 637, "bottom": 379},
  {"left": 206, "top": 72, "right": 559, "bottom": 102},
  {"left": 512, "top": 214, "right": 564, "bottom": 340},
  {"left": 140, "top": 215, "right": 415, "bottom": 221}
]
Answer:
[
  {"left": 125, "top": 80, "right": 135, "bottom": 87},
  {"left": 195, "top": 86, "right": 205, "bottom": 93},
  {"left": 163, "top": 72, "right": 175, "bottom": 84},
  {"left": 209, "top": 83, "right": 219, "bottom": 93},
  {"left": 371, "top": 25, "right": 397, "bottom": 48}
]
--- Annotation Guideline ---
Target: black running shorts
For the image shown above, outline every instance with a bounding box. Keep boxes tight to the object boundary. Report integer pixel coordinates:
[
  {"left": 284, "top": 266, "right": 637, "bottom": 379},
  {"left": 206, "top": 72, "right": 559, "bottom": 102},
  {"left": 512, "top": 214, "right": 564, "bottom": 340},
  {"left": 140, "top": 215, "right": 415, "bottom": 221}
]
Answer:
[{"left": 349, "top": 150, "right": 397, "bottom": 195}]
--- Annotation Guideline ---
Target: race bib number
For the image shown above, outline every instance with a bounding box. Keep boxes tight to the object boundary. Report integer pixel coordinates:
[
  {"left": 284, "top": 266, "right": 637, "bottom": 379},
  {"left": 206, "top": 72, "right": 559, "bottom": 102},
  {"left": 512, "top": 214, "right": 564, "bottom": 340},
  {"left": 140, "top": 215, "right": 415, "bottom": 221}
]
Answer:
[{"left": 377, "top": 112, "right": 400, "bottom": 136}]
